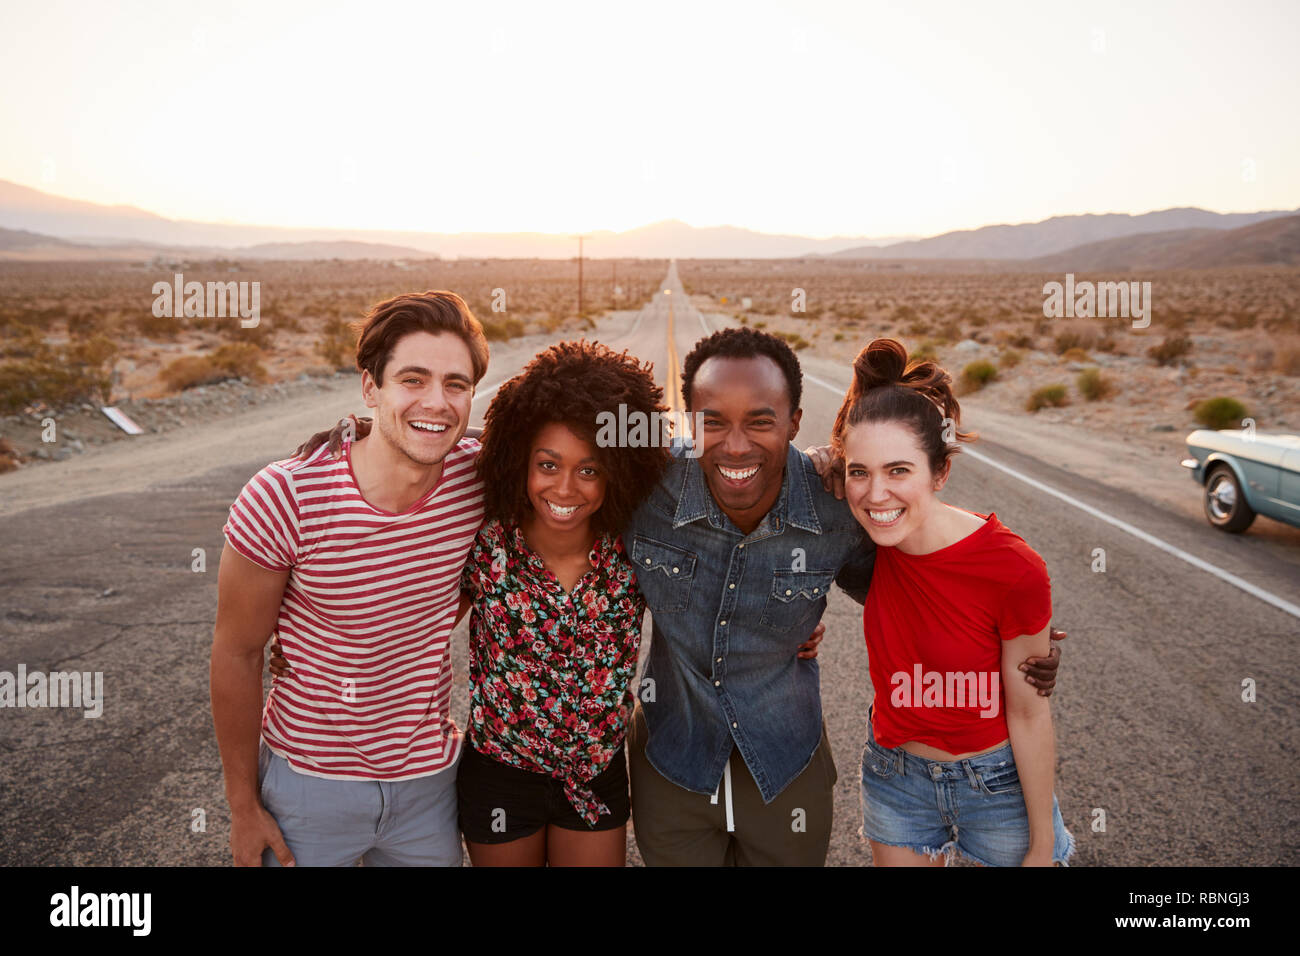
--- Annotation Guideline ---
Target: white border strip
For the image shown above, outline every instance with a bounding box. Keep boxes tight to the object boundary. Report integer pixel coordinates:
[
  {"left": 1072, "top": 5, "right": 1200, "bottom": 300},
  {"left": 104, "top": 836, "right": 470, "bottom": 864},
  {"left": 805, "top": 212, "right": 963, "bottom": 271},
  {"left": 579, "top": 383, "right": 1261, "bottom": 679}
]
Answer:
[{"left": 804, "top": 372, "right": 1300, "bottom": 620}]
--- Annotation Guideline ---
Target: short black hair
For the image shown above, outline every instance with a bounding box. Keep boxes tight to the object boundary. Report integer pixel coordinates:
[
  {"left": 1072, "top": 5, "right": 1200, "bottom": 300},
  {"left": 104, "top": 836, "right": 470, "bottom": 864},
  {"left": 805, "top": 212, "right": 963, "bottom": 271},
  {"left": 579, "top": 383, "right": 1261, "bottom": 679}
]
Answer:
[
  {"left": 477, "top": 340, "right": 669, "bottom": 535},
  {"left": 681, "top": 327, "right": 802, "bottom": 413}
]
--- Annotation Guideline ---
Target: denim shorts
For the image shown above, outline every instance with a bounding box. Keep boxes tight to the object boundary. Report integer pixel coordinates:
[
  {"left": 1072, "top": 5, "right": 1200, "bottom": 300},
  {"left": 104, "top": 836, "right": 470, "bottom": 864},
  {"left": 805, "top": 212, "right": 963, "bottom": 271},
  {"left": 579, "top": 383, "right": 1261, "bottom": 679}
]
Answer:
[{"left": 859, "top": 721, "right": 1075, "bottom": 867}]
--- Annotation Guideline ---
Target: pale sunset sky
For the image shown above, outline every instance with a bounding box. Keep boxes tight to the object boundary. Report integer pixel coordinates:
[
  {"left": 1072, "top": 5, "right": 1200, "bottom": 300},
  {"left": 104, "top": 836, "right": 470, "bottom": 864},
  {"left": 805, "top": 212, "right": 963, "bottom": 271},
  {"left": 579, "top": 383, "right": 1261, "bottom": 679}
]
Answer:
[{"left": 1, "top": 0, "right": 1297, "bottom": 238}]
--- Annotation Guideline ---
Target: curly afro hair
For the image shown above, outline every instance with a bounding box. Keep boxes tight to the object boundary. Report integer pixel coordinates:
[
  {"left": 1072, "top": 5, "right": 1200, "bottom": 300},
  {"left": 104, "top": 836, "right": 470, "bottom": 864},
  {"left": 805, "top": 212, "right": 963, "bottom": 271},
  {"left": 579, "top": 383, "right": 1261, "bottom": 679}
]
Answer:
[
  {"left": 477, "top": 340, "right": 669, "bottom": 535},
  {"left": 681, "top": 327, "right": 803, "bottom": 413}
]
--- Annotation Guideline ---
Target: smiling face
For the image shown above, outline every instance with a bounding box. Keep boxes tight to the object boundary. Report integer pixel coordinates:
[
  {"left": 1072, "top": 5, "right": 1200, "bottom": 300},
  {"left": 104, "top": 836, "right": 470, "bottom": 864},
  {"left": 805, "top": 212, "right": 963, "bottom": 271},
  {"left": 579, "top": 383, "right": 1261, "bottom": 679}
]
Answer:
[
  {"left": 362, "top": 330, "right": 475, "bottom": 466},
  {"left": 524, "top": 421, "right": 607, "bottom": 536},
  {"left": 689, "top": 355, "right": 801, "bottom": 533},
  {"left": 842, "top": 418, "right": 949, "bottom": 550}
]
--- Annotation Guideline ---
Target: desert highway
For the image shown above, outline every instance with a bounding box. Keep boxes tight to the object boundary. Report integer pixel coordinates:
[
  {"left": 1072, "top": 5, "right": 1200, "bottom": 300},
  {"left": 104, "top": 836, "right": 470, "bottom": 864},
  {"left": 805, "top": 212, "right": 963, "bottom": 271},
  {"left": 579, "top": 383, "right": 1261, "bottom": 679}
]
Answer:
[{"left": 1, "top": 264, "right": 1296, "bottom": 866}]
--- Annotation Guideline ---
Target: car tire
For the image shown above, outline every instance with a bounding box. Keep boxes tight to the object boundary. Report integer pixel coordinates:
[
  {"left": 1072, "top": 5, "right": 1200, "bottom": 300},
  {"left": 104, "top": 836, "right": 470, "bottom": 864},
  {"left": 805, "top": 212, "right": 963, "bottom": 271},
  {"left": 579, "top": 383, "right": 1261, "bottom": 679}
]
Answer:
[{"left": 1204, "top": 465, "right": 1256, "bottom": 533}]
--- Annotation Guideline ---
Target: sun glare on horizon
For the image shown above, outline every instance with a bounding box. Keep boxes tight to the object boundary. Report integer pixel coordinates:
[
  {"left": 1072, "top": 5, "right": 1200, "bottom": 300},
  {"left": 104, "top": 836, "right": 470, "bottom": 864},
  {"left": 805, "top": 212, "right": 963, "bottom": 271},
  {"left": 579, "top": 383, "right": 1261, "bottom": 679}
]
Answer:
[{"left": 0, "top": 0, "right": 1297, "bottom": 239}]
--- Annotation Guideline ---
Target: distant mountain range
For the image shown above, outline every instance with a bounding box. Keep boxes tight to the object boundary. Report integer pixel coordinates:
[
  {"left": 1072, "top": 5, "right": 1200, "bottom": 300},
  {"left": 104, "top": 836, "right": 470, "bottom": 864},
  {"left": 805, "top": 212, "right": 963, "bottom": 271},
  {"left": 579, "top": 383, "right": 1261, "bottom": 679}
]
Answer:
[
  {"left": 1022, "top": 214, "right": 1300, "bottom": 271},
  {"left": 0, "top": 178, "right": 1297, "bottom": 267},
  {"left": 829, "top": 207, "right": 1300, "bottom": 261},
  {"left": 0, "top": 179, "right": 902, "bottom": 259}
]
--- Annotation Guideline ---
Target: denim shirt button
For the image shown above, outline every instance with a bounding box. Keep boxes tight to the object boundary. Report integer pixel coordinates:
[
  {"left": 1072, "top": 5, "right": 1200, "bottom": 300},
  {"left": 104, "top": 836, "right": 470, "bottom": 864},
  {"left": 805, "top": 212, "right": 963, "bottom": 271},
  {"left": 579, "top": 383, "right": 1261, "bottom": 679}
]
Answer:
[
  {"left": 732, "top": 722, "right": 738, "bottom": 728},
  {"left": 720, "top": 620, "right": 727, "bottom": 626},
  {"left": 716, "top": 657, "right": 722, "bottom": 663},
  {"left": 714, "top": 680, "right": 720, "bottom": 687},
  {"left": 728, "top": 583, "right": 735, "bottom": 589}
]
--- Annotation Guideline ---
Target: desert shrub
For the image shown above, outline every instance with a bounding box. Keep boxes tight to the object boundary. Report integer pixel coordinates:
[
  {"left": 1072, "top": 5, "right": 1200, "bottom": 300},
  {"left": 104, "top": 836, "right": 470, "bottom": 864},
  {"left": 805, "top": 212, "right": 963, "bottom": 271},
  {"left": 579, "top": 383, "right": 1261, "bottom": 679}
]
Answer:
[
  {"left": 1053, "top": 325, "right": 1098, "bottom": 354},
  {"left": 317, "top": 317, "right": 357, "bottom": 370},
  {"left": 159, "top": 343, "right": 267, "bottom": 392},
  {"left": 479, "top": 315, "right": 525, "bottom": 341},
  {"left": 1025, "top": 384, "right": 1069, "bottom": 412},
  {"left": 1274, "top": 345, "right": 1300, "bottom": 376},
  {"left": 133, "top": 311, "right": 183, "bottom": 340},
  {"left": 158, "top": 356, "right": 227, "bottom": 392},
  {"left": 0, "top": 334, "right": 119, "bottom": 413},
  {"left": 998, "top": 330, "right": 1035, "bottom": 349},
  {"left": 935, "top": 319, "right": 962, "bottom": 342},
  {"left": 998, "top": 348, "right": 1023, "bottom": 369},
  {"left": 777, "top": 332, "right": 811, "bottom": 350},
  {"left": 0, "top": 437, "right": 18, "bottom": 473},
  {"left": 961, "top": 360, "right": 997, "bottom": 390},
  {"left": 276, "top": 313, "right": 305, "bottom": 333},
  {"left": 0, "top": 326, "right": 46, "bottom": 359},
  {"left": 1076, "top": 367, "right": 1116, "bottom": 401},
  {"left": 911, "top": 339, "right": 940, "bottom": 364},
  {"left": 1193, "top": 396, "right": 1248, "bottom": 430},
  {"left": 1060, "top": 347, "right": 1092, "bottom": 363},
  {"left": 1147, "top": 334, "right": 1192, "bottom": 366},
  {"left": 217, "top": 315, "right": 277, "bottom": 349}
]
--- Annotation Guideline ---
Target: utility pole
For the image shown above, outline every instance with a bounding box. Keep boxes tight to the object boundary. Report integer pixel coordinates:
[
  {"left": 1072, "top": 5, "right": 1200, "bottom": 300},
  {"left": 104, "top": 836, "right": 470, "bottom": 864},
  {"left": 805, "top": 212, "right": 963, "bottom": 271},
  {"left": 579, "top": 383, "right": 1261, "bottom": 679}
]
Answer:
[{"left": 574, "top": 235, "right": 589, "bottom": 318}]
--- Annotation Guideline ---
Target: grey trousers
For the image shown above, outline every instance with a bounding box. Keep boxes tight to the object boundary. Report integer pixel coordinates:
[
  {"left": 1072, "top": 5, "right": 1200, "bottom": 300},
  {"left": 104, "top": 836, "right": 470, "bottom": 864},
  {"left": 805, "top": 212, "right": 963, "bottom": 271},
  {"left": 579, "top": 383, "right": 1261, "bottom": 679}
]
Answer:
[{"left": 257, "top": 740, "right": 462, "bottom": 867}]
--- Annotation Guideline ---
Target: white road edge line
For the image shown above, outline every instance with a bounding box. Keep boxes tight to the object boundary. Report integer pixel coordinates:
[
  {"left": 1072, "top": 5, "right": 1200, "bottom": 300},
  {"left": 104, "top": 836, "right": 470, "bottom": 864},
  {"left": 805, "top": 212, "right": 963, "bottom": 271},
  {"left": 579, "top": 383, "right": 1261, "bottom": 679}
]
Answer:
[{"left": 804, "top": 371, "right": 1300, "bottom": 620}]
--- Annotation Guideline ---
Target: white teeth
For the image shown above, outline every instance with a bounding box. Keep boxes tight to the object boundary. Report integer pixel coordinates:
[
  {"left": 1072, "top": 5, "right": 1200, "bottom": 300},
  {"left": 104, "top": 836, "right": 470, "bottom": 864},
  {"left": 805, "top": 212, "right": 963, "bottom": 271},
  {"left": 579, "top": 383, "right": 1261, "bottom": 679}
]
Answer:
[
  {"left": 409, "top": 421, "right": 447, "bottom": 432},
  {"left": 719, "top": 464, "right": 759, "bottom": 480},
  {"left": 870, "top": 508, "right": 904, "bottom": 522},
  {"left": 546, "top": 501, "right": 578, "bottom": 517}
]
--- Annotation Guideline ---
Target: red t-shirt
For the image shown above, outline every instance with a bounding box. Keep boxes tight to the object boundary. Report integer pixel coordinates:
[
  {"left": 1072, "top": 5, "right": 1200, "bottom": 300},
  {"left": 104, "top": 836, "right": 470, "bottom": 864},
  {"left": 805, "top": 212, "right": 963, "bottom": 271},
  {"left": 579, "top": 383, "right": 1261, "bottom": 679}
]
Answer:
[{"left": 864, "top": 510, "right": 1052, "bottom": 754}]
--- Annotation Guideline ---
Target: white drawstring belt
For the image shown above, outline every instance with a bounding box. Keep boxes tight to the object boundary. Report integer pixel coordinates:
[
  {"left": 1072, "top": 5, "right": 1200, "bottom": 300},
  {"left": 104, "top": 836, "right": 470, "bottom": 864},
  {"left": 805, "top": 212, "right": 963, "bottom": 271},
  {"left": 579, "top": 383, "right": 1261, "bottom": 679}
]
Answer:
[{"left": 710, "top": 760, "right": 736, "bottom": 832}]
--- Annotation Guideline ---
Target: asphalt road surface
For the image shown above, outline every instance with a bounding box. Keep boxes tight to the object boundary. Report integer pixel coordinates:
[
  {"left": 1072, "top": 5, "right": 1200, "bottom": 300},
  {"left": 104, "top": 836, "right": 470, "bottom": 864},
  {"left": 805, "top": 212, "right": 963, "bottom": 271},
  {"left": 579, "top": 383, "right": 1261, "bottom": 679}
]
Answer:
[{"left": 2, "top": 263, "right": 1297, "bottom": 866}]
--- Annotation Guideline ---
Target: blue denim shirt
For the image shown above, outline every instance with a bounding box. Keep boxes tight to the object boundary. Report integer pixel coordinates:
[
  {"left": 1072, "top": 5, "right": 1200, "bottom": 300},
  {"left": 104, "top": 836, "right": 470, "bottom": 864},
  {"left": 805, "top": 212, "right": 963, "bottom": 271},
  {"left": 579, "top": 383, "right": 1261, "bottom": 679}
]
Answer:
[{"left": 624, "top": 441, "right": 875, "bottom": 803}]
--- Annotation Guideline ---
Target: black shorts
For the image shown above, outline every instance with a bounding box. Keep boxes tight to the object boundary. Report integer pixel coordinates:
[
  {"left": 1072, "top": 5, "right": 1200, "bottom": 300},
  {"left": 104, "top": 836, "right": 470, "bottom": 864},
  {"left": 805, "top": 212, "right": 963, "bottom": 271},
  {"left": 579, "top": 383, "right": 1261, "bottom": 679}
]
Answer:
[{"left": 456, "top": 742, "right": 631, "bottom": 844}]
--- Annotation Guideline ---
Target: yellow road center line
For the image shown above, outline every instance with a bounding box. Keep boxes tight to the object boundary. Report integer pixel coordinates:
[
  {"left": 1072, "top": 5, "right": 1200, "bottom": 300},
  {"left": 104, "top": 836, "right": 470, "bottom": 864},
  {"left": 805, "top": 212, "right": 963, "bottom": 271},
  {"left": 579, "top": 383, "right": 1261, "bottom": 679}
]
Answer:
[{"left": 665, "top": 300, "right": 683, "bottom": 413}]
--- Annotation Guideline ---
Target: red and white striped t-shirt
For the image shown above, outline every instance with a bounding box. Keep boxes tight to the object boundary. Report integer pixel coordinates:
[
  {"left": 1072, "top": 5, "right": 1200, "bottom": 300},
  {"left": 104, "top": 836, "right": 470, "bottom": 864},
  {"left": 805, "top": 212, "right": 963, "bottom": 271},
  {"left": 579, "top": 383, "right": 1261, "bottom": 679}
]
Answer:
[{"left": 223, "top": 436, "right": 484, "bottom": 781}]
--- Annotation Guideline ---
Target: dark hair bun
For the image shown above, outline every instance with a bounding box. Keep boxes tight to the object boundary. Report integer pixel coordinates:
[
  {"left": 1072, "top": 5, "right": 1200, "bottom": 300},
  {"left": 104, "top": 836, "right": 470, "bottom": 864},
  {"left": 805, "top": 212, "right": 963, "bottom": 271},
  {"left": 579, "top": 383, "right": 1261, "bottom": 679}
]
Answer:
[{"left": 853, "top": 338, "right": 908, "bottom": 390}]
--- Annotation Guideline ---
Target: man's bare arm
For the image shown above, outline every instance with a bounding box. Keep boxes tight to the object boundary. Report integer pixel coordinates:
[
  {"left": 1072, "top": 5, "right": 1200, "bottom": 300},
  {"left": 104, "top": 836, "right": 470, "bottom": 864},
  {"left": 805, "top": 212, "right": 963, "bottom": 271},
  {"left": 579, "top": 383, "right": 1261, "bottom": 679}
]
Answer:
[{"left": 209, "top": 541, "right": 295, "bottom": 866}]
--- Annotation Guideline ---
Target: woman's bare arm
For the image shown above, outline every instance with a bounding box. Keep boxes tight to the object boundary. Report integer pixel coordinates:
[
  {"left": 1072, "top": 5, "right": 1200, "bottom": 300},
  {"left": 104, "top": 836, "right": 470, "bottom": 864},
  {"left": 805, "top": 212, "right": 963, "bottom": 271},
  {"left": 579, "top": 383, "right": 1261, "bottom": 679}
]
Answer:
[{"left": 1001, "top": 624, "right": 1057, "bottom": 866}]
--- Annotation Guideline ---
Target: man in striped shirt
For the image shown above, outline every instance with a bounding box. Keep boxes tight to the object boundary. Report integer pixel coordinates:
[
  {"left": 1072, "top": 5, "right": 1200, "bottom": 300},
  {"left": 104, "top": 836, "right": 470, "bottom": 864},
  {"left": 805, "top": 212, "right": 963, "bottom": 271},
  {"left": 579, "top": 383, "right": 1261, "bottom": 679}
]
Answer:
[{"left": 210, "top": 291, "right": 489, "bottom": 867}]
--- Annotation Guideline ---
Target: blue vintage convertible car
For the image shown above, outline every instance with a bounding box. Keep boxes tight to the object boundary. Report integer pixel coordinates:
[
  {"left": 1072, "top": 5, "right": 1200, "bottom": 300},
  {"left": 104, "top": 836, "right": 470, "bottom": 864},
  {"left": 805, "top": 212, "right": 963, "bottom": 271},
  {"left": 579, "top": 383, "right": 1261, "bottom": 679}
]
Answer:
[{"left": 1182, "top": 429, "right": 1300, "bottom": 532}]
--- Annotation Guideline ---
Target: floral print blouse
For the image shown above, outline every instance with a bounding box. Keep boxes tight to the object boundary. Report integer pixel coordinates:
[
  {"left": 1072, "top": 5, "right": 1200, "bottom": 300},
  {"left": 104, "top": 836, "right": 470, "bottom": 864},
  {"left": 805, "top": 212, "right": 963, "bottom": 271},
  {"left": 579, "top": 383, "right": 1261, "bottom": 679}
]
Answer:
[{"left": 460, "top": 518, "right": 645, "bottom": 826}]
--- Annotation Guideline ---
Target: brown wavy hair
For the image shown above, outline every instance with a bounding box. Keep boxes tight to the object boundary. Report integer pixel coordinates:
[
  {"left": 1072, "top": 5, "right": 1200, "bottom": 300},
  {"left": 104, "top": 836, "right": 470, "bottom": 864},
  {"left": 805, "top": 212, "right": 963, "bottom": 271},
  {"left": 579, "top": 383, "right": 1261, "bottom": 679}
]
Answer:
[
  {"left": 831, "top": 337, "right": 976, "bottom": 476},
  {"left": 476, "top": 340, "right": 669, "bottom": 535},
  {"left": 355, "top": 290, "right": 490, "bottom": 386}
]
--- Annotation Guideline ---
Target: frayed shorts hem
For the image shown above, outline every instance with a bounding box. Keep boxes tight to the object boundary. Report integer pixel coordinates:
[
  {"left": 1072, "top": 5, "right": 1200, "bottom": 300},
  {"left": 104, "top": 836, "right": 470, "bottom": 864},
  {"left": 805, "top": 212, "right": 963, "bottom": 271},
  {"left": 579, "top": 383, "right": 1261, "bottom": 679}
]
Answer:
[
  {"left": 858, "top": 825, "right": 958, "bottom": 863},
  {"left": 858, "top": 822, "right": 1077, "bottom": 867}
]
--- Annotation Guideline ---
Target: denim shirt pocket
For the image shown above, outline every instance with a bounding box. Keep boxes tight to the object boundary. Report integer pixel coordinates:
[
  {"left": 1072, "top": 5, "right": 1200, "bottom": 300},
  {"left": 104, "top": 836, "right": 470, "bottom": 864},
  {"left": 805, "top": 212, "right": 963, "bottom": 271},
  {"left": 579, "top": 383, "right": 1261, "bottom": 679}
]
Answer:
[
  {"left": 759, "top": 569, "right": 835, "bottom": 632},
  {"left": 630, "top": 535, "right": 697, "bottom": 612}
]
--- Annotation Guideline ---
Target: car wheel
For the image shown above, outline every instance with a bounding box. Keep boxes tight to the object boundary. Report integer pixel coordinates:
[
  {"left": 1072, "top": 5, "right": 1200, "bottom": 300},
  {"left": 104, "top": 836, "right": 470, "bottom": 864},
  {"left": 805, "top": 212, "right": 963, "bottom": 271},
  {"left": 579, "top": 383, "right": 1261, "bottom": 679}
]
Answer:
[{"left": 1204, "top": 465, "right": 1256, "bottom": 533}]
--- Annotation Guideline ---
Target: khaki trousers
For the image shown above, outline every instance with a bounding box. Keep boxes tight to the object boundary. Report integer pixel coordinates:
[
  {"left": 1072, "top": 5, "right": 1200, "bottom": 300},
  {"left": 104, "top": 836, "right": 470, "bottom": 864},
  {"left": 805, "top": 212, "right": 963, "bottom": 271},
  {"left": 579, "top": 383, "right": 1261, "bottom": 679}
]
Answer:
[{"left": 627, "top": 704, "right": 836, "bottom": 866}]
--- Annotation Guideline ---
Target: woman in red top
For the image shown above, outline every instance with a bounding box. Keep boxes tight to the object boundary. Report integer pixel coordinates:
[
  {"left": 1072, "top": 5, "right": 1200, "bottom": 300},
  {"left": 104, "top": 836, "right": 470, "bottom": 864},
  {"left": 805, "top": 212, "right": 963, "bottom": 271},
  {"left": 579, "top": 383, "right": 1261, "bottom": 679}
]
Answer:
[{"left": 832, "top": 338, "right": 1074, "bottom": 867}]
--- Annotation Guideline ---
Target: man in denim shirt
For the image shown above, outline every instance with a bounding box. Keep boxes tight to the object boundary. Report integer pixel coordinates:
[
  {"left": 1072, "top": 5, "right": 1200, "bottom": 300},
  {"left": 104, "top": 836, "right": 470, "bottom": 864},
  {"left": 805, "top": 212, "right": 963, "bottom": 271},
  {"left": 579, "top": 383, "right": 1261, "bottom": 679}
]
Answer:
[{"left": 625, "top": 329, "right": 1060, "bottom": 866}]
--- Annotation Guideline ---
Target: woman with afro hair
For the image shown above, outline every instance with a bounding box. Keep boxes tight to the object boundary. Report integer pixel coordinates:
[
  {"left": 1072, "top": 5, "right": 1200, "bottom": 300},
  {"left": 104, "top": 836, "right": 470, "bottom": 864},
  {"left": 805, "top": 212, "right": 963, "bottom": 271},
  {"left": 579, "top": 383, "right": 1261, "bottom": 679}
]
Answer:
[{"left": 452, "top": 340, "right": 670, "bottom": 866}]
